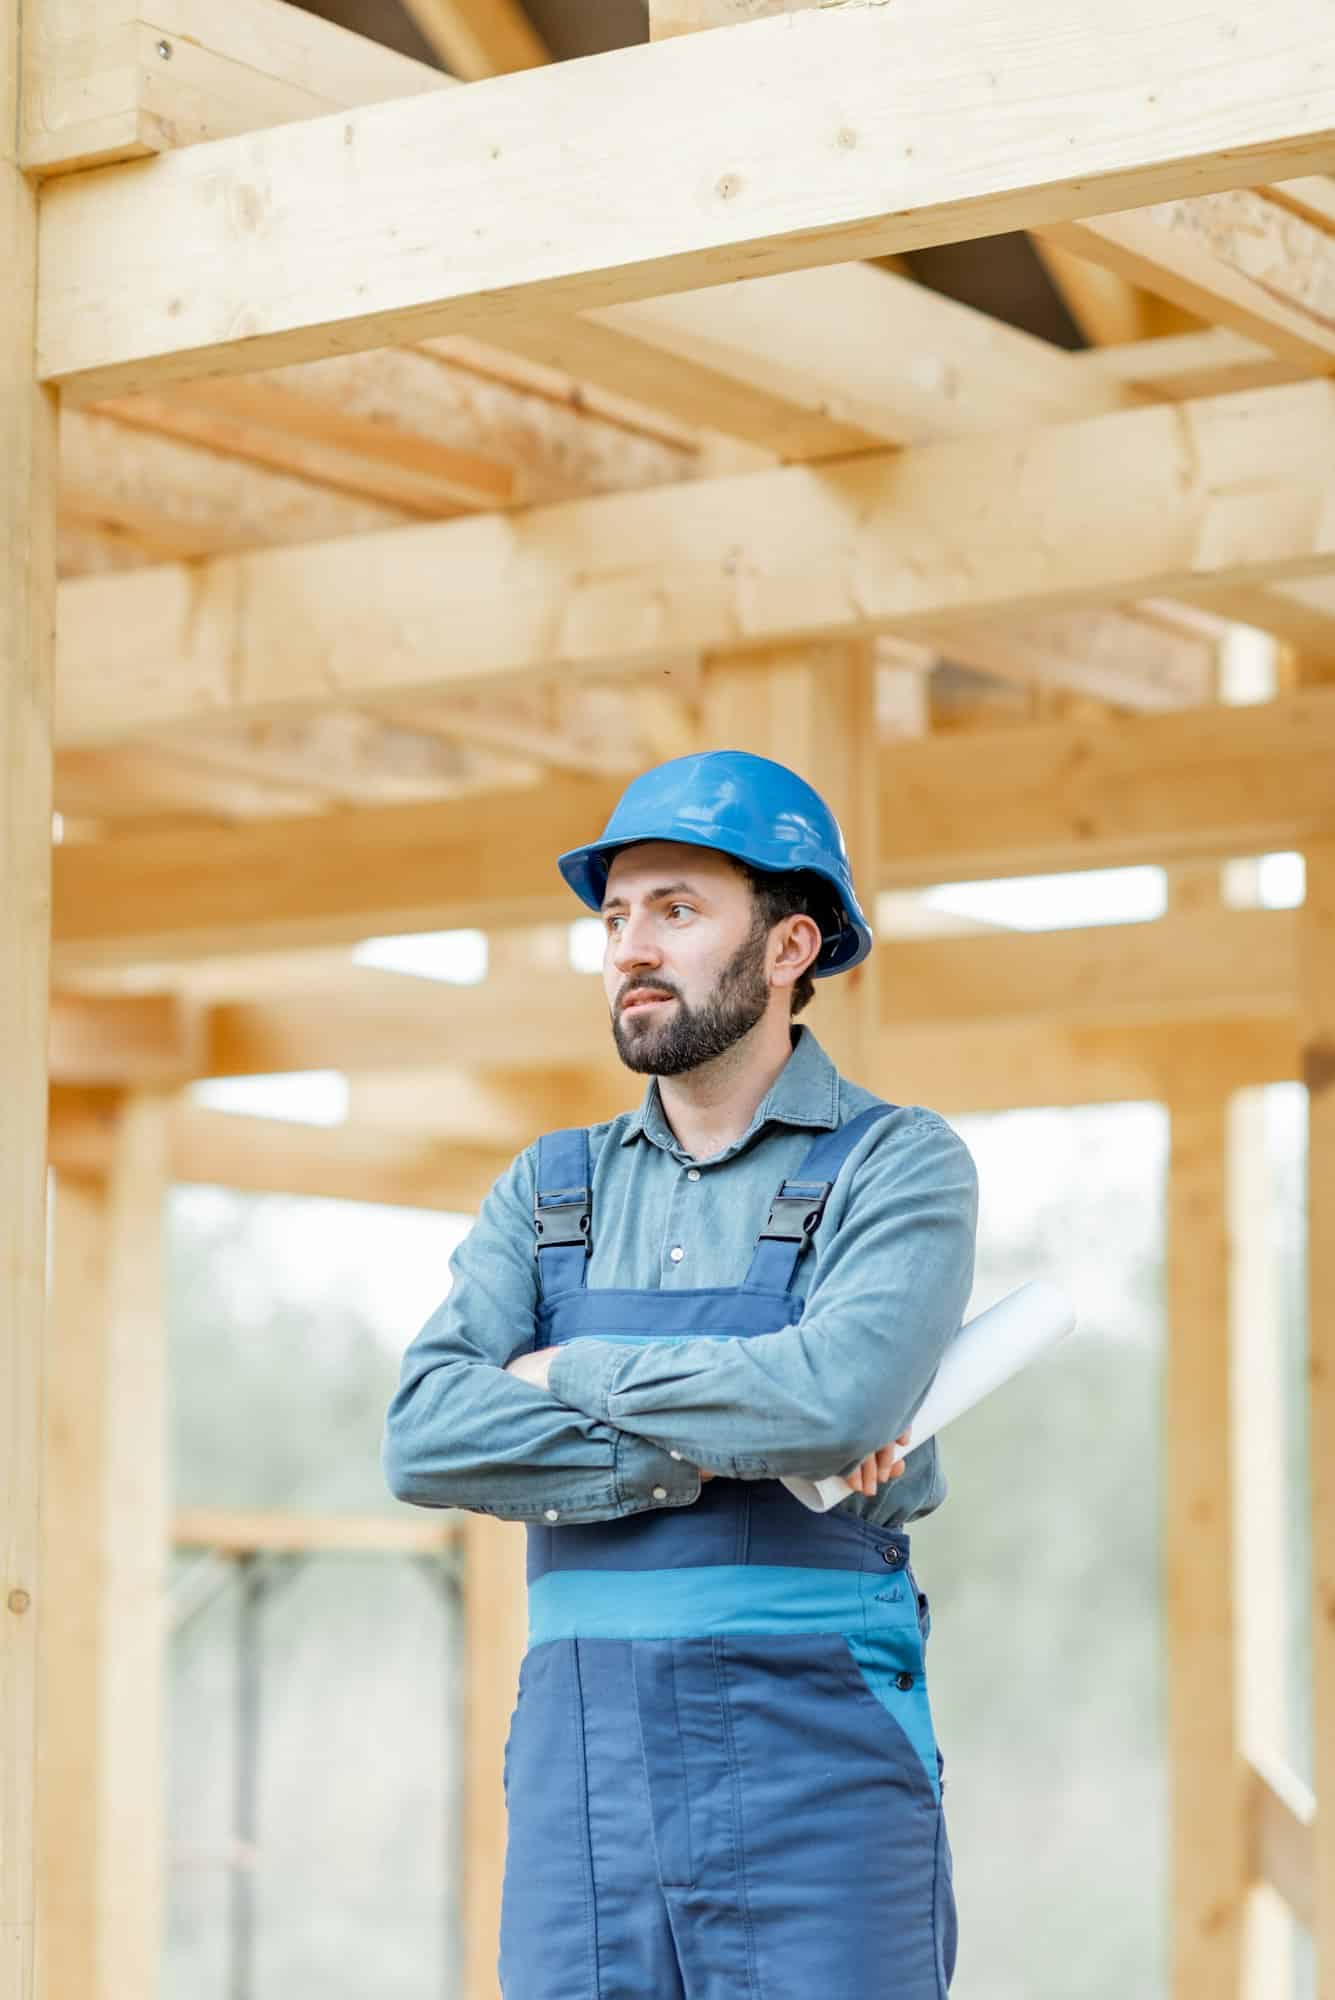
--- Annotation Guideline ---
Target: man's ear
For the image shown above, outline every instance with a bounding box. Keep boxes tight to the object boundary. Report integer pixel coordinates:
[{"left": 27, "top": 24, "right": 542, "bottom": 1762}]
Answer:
[{"left": 771, "top": 913, "right": 823, "bottom": 986}]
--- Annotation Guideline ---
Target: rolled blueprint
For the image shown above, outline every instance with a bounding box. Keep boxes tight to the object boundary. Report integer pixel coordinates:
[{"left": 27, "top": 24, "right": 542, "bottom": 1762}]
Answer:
[{"left": 780, "top": 1277, "right": 1077, "bottom": 1514}]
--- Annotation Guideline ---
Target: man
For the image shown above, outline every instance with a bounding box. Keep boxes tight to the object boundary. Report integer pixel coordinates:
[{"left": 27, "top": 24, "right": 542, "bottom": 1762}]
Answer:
[{"left": 382, "top": 748, "right": 978, "bottom": 1998}]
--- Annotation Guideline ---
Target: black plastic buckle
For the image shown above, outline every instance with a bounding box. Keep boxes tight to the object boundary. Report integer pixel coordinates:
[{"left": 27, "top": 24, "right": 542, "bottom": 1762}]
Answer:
[
  {"left": 533, "top": 1187, "right": 592, "bottom": 1257},
  {"left": 758, "top": 1182, "right": 833, "bottom": 1244}
]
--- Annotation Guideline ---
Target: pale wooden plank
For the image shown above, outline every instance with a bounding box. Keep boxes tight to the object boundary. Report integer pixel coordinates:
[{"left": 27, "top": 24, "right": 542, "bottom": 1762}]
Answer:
[
  {"left": 1041, "top": 191, "right": 1335, "bottom": 367},
  {"left": 1165, "top": 1096, "right": 1248, "bottom": 1993},
  {"left": 49, "top": 990, "right": 201, "bottom": 1083},
  {"left": 35, "top": 0, "right": 1335, "bottom": 398},
  {"left": 51, "top": 379, "right": 1335, "bottom": 748},
  {"left": 700, "top": 639, "right": 882, "bottom": 1074},
  {"left": 463, "top": 1514, "right": 528, "bottom": 2000},
  {"left": 2, "top": 8, "right": 57, "bottom": 1990},
  {"left": 22, "top": 0, "right": 448, "bottom": 175},
  {"left": 1247, "top": 1752, "right": 1317, "bottom": 1928},
  {"left": 1297, "top": 838, "right": 1335, "bottom": 1989},
  {"left": 98, "top": 1093, "right": 171, "bottom": 2000},
  {"left": 37, "top": 1174, "right": 110, "bottom": 2000},
  {"left": 172, "top": 1509, "right": 462, "bottom": 1552}
]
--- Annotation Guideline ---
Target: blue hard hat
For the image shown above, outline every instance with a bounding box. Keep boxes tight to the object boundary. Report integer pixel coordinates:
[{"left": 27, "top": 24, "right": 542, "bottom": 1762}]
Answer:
[{"left": 556, "top": 749, "right": 873, "bottom": 976}]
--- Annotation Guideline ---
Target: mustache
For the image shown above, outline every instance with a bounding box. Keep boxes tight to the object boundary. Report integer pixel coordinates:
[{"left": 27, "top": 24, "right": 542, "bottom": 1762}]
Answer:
[{"left": 618, "top": 985, "right": 677, "bottom": 1008}]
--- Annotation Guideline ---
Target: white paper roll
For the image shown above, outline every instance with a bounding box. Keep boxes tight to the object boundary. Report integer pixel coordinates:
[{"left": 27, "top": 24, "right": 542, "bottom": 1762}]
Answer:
[{"left": 780, "top": 1278, "right": 1077, "bottom": 1513}]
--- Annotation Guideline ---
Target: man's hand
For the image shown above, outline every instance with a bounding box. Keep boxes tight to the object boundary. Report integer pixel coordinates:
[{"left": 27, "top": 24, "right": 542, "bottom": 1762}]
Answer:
[
  {"left": 696, "top": 1429, "right": 912, "bottom": 1490},
  {"left": 504, "top": 1346, "right": 559, "bottom": 1391}
]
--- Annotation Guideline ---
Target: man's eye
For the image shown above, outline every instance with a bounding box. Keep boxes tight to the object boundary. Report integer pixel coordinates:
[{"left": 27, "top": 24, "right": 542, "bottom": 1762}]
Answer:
[{"left": 669, "top": 904, "right": 692, "bottom": 919}]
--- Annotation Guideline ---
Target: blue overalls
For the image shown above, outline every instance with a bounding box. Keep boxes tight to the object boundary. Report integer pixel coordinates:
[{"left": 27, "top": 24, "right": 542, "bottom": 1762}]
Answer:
[{"left": 499, "top": 1102, "right": 957, "bottom": 1998}]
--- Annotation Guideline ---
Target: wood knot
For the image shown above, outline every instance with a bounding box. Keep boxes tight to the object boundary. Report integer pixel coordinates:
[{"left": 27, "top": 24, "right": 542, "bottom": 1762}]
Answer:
[{"left": 8, "top": 1590, "right": 31, "bottom": 1614}]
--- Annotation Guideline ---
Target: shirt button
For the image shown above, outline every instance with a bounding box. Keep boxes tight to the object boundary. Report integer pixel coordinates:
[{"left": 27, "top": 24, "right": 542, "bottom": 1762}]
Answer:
[
  {"left": 544, "top": 1508, "right": 560, "bottom": 1522},
  {"left": 687, "top": 1168, "right": 701, "bottom": 1181},
  {"left": 669, "top": 1246, "right": 685, "bottom": 1262},
  {"left": 669, "top": 1450, "right": 683, "bottom": 1460},
  {"left": 652, "top": 1486, "right": 668, "bottom": 1500}
]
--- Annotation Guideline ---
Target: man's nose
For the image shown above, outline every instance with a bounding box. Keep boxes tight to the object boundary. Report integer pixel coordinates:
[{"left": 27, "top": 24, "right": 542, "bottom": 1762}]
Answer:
[{"left": 611, "top": 914, "right": 661, "bottom": 969}]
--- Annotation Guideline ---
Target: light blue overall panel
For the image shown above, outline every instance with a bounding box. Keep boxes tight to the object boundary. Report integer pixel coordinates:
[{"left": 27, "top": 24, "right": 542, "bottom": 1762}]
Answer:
[{"left": 526, "top": 1564, "right": 940, "bottom": 1802}]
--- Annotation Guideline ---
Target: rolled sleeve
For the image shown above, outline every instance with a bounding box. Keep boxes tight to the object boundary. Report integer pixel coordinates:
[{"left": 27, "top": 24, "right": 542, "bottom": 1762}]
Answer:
[{"left": 543, "top": 1107, "right": 978, "bottom": 1481}]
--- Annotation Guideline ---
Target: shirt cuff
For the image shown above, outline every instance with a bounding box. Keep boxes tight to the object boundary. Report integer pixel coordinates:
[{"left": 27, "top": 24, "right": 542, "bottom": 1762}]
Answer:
[
  {"left": 613, "top": 1431, "right": 702, "bottom": 1510},
  {"left": 546, "top": 1336, "right": 625, "bottom": 1423}
]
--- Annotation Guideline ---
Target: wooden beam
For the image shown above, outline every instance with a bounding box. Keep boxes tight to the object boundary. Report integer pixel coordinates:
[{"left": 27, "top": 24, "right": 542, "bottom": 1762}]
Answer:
[
  {"left": 482, "top": 261, "right": 1137, "bottom": 460},
  {"left": 51, "top": 380, "right": 1335, "bottom": 748},
  {"left": 37, "top": 1173, "right": 110, "bottom": 2000},
  {"left": 46, "top": 1091, "right": 515, "bottom": 1211},
  {"left": 172, "top": 1509, "right": 461, "bottom": 1553},
  {"left": 21, "top": 0, "right": 448, "bottom": 176},
  {"left": 1039, "top": 189, "right": 1335, "bottom": 369},
  {"left": 3, "top": 7, "right": 57, "bottom": 1991},
  {"left": 1247, "top": 1752, "right": 1317, "bottom": 1928},
  {"left": 1083, "top": 328, "right": 1317, "bottom": 402},
  {"left": 397, "top": 0, "right": 548, "bottom": 78},
  {"left": 99, "top": 1092, "right": 171, "bottom": 1998},
  {"left": 1165, "top": 1096, "right": 1248, "bottom": 1992},
  {"left": 1298, "top": 837, "right": 1335, "bottom": 1983},
  {"left": 34, "top": 2, "right": 1335, "bottom": 399},
  {"left": 49, "top": 990, "right": 201, "bottom": 1083},
  {"left": 47, "top": 689, "right": 1335, "bottom": 966},
  {"left": 463, "top": 1512, "right": 528, "bottom": 2000}
]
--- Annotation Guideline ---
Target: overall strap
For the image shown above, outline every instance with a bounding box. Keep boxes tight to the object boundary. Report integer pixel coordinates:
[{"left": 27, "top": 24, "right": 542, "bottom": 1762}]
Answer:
[
  {"left": 743, "top": 1101, "right": 898, "bottom": 1295},
  {"left": 533, "top": 1127, "right": 593, "bottom": 1297}
]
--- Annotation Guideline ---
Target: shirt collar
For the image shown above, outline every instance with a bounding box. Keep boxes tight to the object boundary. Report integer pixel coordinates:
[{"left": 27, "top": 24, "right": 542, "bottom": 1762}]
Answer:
[{"left": 618, "top": 1022, "right": 840, "bottom": 1162}]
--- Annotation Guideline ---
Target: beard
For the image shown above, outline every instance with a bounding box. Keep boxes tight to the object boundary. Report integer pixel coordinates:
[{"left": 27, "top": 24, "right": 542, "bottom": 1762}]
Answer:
[{"left": 612, "top": 915, "right": 771, "bottom": 1077}]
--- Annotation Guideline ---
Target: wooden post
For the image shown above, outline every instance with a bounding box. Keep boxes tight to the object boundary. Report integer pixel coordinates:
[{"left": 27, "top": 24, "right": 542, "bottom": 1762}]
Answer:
[
  {"left": 699, "top": 640, "right": 880, "bottom": 1078},
  {"left": 38, "top": 1173, "right": 111, "bottom": 2000},
  {"left": 1165, "top": 1096, "right": 1250, "bottom": 1995},
  {"left": 650, "top": 0, "right": 855, "bottom": 38},
  {"left": 97, "top": 1093, "right": 172, "bottom": 2000},
  {"left": 3, "top": 4, "right": 59, "bottom": 1994},
  {"left": 462, "top": 1514, "right": 528, "bottom": 2000},
  {"left": 1298, "top": 838, "right": 1335, "bottom": 1996},
  {"left": 1228, "top": 1088, "right": 1298, "bottom": 2000}
]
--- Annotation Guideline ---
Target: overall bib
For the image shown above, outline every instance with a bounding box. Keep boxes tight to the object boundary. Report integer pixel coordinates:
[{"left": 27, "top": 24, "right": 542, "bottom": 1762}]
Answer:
[{"left": 498, "top": 1104, "right": 957, "bottom": 1999}]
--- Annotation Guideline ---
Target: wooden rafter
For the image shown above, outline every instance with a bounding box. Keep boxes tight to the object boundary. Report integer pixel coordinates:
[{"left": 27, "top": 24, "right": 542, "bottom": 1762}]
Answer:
[{"left": 35, "top": 1, "right": 1335, "bottom": 399}]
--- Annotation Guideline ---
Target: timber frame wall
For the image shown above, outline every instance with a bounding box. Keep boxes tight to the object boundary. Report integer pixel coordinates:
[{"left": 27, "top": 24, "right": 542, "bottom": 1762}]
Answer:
[{"left": 5, "top": 1, "right": 1334, "bottom": 1995}]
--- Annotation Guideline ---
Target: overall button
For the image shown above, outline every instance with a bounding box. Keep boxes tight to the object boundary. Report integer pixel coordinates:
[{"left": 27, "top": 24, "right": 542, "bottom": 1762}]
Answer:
[
  {"left": 895, "top": 1672, "right": 915, "bottom": 1691},
  {"left": 880, "top": 1548, "right": 903, "bottom": 1566},
  {"left": 669, "top": 1246, "right": 685, "bottom": 1262}
]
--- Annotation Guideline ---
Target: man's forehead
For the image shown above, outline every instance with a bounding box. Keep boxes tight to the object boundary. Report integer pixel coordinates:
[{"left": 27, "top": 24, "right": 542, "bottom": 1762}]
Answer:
[{"left": 603, "top": 842, "right": 736, "bottom": 896}]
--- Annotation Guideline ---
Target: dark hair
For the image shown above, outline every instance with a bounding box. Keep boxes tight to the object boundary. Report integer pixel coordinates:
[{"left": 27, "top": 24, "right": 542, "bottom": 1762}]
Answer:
[{"left": 731, "top": 859, "right": 835, "bottom": 1017}]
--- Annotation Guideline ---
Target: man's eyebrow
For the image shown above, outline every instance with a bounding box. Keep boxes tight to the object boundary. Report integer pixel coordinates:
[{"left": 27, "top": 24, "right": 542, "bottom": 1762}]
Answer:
[{"left": 600, "top": 880, "right": 701, "bottom": 915}]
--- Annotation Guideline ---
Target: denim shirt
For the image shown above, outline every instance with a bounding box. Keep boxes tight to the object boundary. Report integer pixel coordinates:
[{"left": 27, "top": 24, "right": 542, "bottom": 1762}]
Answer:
[{"left": 381, "top": 1023, "right": 978, "bottom": 1530}]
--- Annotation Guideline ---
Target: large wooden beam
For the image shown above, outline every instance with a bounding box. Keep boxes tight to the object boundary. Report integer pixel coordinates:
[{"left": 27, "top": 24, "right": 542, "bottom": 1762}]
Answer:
[
  {"left": 34, "top": 1, "right": 1335, "bottom": 399},
  {"left": 22, "top": 0, "right": 447, "bottom": 176},
  {"left": 3, "top": 9, "right": 58, "bottom": 1993},
  {"left": 53, "top": 380, "right": 1335, "bottom": 747},
  {"left": 1039, "top": 188, "right": 1335, "bottom": 371},
  {"left": 1165, "top": 1096, "right": 1248, "bottom": 1992},
  {"left": 47, "top": 690, "right": 1335, "bottom": 966},
  {"left": 1298, "top": 838, "right": 1335, "bottom": 1988}
]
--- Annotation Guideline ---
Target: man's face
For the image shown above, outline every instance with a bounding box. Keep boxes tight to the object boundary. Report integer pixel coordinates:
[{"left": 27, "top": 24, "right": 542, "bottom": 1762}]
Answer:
[{"left": 600, "top": 841, "right": 775, "bottom": 1076}]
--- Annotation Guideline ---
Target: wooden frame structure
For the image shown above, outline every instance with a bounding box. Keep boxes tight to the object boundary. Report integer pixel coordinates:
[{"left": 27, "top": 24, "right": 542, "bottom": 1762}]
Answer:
[{"left": 5, "top": 0, "right": 1333, "bottom": 1994}]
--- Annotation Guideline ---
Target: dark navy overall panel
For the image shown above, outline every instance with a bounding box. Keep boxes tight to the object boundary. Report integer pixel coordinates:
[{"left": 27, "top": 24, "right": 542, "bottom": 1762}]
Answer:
[{"left": 498, "top": 1108, "right": 958, "bottom": 1999}]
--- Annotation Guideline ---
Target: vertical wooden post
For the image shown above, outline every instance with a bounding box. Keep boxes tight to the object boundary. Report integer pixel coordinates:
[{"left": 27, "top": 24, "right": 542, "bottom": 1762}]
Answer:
[
  {"left": 650, "top": 0, "right": 815, "bottom": 38},
  {"left": 1229, "top": 1088, "right": 1298, "bottom": 2000},
  {"left": 3, "top": 3, "right": 59, "bottom": 1993},
  {"left": 462, "top": 1515, "right": 528, "bottom": 2000},
  {"left": 699, "top": 639, "right": 880, "bottom": 1078},
  {"left": 1165, "top": 1096, "right": 1249, "bottom": 1996},
  {"left": 97, "top": 1093, "right": 172, "bottom": 2000},
  {"left": 38, "top": 1172, "right": 112, "bottom": 2000},
  {"left": 1298, "top": 839, "right": 1335, "bottom": 1996}
]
